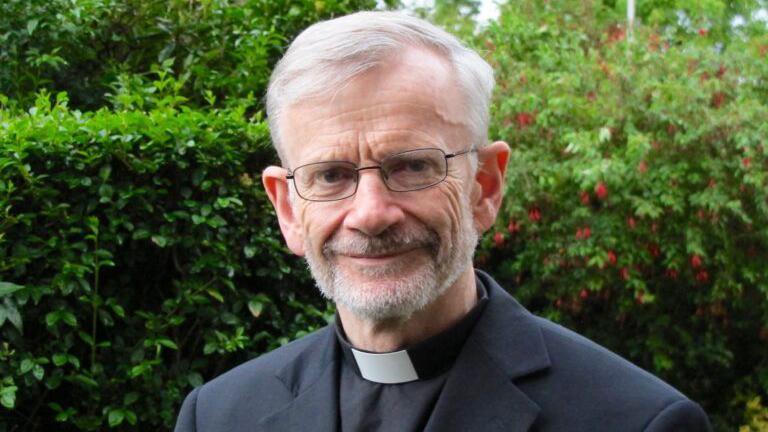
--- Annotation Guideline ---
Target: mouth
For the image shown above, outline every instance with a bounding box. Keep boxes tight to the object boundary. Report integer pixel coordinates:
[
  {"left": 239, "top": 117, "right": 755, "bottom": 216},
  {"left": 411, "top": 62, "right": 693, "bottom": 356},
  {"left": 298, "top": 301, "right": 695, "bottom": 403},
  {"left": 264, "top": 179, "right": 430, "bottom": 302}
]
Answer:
[{"left": 338, "top": 247, "right": 421, "bottom": 262}]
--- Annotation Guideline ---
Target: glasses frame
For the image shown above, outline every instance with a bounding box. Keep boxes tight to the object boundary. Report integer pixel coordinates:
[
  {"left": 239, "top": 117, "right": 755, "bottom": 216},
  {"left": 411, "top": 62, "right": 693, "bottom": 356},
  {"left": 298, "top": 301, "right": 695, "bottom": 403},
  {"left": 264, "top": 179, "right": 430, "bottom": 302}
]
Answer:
[{"left": 285, "top": 147, "right": 476, "bottom": 202}]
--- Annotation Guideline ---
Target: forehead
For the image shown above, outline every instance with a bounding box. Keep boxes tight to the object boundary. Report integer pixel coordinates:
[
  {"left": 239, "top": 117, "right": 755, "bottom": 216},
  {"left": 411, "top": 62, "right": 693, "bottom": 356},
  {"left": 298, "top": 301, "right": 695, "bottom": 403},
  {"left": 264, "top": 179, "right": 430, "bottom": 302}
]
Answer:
[{"left": 280, "top": 48, "right": 470, "bottom": 166}]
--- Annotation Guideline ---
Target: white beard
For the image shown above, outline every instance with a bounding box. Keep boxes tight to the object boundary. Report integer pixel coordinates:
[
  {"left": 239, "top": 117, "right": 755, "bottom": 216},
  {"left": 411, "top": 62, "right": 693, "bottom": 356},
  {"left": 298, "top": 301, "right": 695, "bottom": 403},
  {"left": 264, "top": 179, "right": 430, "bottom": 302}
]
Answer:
[{"left": 303, "top": 195, "right": 478, "bottom": 323}]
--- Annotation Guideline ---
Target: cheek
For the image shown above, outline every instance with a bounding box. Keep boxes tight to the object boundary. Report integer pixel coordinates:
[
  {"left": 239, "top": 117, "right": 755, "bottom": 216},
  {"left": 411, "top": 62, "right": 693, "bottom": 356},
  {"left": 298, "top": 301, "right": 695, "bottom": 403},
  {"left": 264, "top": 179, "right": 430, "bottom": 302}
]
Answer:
[
  {"left": 297, "top": 203, "right": 345, "bottom": 250},
  {"left": 423, "top": 179, "right": 468, "bottom": 244}
]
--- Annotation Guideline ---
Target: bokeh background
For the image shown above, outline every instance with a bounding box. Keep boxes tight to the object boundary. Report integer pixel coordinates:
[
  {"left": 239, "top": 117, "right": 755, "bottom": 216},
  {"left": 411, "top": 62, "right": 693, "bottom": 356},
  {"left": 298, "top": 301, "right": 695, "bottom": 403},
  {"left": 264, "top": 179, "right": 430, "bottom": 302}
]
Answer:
[{"left": 1, "top": 0, "right": 766, "bottom": 430}]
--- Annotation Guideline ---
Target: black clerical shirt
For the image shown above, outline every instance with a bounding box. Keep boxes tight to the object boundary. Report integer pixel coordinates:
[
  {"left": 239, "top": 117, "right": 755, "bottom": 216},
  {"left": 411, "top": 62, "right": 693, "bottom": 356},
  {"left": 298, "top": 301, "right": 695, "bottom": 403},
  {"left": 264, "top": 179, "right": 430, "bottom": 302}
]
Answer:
[{"left": 334, "top": 279, "right": 489, "bottom": 432}]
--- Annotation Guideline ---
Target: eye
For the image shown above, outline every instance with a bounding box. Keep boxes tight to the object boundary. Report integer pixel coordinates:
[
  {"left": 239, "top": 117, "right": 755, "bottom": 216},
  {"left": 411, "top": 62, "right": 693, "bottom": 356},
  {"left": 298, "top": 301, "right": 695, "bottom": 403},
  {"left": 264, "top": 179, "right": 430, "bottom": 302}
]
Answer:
[
  {"left": 404, "top": 159, "right": 428, "bottom": 172},
  {"left": 315, "top": 166, "right": 355, "bottom": 184},
  {"left": 387, "top": 156, "right": 438, "bottom": 176}
]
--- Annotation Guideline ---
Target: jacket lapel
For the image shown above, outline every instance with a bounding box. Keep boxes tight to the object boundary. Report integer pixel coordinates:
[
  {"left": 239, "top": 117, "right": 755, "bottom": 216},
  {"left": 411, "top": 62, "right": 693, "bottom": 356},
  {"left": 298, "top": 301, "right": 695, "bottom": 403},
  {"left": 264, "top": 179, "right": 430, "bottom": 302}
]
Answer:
[
  {"left": 255, "top": 327, "right": 340, "bottom": 432},
  {"left": 424, "top": 271, "right": 551, "bottom": 432}
]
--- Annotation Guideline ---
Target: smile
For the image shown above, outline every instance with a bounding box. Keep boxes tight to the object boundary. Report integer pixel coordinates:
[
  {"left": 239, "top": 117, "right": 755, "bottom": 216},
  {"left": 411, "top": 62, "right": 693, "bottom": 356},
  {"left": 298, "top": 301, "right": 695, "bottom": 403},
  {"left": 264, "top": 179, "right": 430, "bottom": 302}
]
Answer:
[{"left": 337, "top": 248, "right": 422, "bottom": 264}]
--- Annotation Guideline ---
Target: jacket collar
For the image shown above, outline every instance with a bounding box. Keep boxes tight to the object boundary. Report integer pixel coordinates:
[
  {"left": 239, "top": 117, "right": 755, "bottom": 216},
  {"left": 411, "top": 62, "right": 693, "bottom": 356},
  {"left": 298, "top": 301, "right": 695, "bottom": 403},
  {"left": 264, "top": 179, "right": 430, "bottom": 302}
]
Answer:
[
  {"left": 423, "top": 269, "right": 550, "bottom": 431},
  {"left": 259, "top": 269, "right": 551, "bottom": 431},
  {"left": 255, "top": 325, "right": 340, "bottom": 431}
]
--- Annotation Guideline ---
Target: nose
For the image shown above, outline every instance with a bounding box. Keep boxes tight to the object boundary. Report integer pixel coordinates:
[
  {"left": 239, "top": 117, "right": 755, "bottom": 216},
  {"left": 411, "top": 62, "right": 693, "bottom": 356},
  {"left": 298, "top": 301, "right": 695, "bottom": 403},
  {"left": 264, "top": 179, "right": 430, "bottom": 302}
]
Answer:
[{"left": 342, "top": 169, "right": 406, "bottom": 236}]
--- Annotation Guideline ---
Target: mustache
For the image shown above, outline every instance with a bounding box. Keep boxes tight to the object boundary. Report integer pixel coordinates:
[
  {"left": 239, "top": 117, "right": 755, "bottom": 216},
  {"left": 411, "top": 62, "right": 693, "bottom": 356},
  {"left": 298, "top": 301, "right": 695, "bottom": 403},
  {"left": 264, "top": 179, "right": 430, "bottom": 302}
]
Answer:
[{"left": 323, "top": 226, "right": 440, "bottom": 257}]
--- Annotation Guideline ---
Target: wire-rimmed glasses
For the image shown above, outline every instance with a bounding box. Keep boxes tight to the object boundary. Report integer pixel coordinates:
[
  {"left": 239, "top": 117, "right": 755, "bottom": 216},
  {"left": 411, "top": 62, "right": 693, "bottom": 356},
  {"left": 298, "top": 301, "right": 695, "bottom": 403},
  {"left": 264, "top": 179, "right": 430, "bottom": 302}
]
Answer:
[{"left": 286, "top": 147, "right": 475, "bottom": 202}]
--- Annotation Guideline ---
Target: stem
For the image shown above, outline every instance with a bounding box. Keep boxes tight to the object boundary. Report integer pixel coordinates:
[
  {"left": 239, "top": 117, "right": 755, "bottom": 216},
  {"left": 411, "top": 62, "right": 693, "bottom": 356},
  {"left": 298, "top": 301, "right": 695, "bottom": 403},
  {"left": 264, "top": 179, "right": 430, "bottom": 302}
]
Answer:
[{"left": 91, "top": 235, "right": 100, "bottom": 373}]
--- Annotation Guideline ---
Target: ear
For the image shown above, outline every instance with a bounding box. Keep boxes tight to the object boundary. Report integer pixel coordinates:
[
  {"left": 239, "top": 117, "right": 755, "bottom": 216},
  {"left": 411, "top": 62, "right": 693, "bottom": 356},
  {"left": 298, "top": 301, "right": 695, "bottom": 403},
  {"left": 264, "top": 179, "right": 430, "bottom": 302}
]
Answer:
[
  {"left": 471, "top": 141, "right": 510, "bottom": 233},
  {"left": 262, "top": 165, "right": 306, "bottom": 256}
]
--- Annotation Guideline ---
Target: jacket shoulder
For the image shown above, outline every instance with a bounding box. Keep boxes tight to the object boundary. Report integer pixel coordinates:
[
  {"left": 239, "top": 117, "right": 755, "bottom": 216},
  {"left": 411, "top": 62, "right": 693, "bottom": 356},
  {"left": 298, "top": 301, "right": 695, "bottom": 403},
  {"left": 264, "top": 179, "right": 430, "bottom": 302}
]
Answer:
[
  {"left": 175, "top": 326, "right": 333, "bottom": 431},
  {"left": 526, "top": 317, "right": 709, "bottom": 430}
]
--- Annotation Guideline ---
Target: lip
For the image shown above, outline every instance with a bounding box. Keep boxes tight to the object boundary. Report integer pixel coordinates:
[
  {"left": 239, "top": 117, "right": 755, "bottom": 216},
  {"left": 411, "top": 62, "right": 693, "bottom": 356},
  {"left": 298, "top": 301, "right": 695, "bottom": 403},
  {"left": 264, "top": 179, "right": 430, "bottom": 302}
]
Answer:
[{"left": 338, "top": 248, "right": 420, "bottom": 263}]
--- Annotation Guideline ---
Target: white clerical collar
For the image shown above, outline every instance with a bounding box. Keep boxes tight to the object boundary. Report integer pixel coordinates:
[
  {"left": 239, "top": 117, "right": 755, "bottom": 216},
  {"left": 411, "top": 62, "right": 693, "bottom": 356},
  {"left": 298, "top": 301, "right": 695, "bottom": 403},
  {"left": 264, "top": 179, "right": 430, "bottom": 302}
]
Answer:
[
  {"left": 350, "top": 349, "right": 419, "bottom": 384},
  {"left": 335, "top": 275, "right": 489, "bottom": 384}
]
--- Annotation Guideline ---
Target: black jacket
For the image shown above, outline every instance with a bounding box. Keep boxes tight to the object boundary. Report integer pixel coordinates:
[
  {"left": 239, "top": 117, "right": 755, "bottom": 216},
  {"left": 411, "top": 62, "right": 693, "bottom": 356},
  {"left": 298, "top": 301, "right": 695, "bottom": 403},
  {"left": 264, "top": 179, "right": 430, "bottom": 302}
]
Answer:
[{"left": 174, "top": 270, "right": 711, "bottom": 431}]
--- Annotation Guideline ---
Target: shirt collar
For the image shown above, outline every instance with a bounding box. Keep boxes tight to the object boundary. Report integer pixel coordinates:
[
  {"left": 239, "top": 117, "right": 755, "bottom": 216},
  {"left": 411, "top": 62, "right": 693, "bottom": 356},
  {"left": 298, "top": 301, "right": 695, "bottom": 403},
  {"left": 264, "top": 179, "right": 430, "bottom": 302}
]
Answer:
[{"left": 335, "top": 275, "right": 489, "bottom": 384}]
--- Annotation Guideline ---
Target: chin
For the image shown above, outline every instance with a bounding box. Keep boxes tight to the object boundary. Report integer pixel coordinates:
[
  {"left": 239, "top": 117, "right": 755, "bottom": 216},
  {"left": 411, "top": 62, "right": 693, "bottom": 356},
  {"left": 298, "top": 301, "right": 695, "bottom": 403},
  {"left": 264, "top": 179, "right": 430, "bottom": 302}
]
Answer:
[{"left": 327, "top": 264, "right": 443, "bottom": 322}]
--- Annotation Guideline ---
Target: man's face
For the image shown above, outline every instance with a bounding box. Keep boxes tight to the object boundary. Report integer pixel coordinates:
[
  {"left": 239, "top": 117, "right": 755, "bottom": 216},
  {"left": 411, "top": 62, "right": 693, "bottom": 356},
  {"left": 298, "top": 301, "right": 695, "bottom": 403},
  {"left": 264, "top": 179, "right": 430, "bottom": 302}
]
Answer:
[{"left": 274, "top": 49, "right": 482, "bottom": 322}]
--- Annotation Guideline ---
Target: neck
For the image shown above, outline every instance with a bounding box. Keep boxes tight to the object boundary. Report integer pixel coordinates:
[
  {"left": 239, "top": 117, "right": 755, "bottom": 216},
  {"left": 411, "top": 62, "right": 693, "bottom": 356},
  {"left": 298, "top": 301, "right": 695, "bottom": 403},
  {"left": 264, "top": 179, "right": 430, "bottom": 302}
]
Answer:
[{"left": 337, "top": 267, "right": 477, "bottom": 352}]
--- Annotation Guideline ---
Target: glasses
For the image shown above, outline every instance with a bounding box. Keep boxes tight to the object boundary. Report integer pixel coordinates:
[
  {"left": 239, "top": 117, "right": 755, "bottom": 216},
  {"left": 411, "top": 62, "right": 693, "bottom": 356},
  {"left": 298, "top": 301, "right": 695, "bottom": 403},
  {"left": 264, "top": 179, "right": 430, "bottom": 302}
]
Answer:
[{"left": 286, "top": 147, "right": 475, "bottom": 202}]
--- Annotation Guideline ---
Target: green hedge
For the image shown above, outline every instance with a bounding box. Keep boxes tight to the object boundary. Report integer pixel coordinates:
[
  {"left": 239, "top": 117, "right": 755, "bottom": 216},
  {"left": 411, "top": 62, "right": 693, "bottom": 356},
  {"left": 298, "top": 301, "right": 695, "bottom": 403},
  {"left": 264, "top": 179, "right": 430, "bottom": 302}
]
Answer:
[{"left": 0, "top": 90, "right": 335, "bottom": 429}]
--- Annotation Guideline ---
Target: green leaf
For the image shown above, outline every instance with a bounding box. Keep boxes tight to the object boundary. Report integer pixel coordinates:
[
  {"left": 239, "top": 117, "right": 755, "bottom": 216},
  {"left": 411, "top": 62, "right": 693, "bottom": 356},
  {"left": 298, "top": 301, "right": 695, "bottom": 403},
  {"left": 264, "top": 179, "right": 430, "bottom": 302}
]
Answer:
[
  {"left": 0, "top": 282, "right": 24, "bottom": 297},
  {"left": 108, "top": 409, "right": 125, "bottom": 427},
  {"left": 157, "top": 338, "right": 178, "bottom": 350},
  {"left": 123, "top": 392, "right": 139, "bottom": 406},
  {"left": 78, "top": 331, "right": 95, "bottom": 346},
  {"left": 206, "top": 288, "right": 224, "bottom": 302},
  {"left": 111, "top": 304, "right": 125, "bottom": 318},
  {"left": 0, "top": 384, "right": 17, "bottom": 409},
  {"left": 187, "top": 372, "right": 203, "bottom": 388},
  {"left": 26, "top": 19, "right": 39, "bottom": 35},
  {"left": 53, "top": 354, "right": 68, "bottom": 366},
  {"left": 1, "top": 299, "right": 22, "bottom": 332},
  {"left": 151, "top": 235, "right": 168, "bottom": 247},
  {"left": 33, "top": 365, "right": 45, "bottom": 380},
  {"left": 45, "top": 311, "right": 59, "bottom": 327},
  {"left": 70, "top": 374, "right": 98, "bottom": 388},
  {"left": 61, "top": 311, "right": 77, "bottom": 327},
  {"left": 248, "top": 299, "right": 264, "bottom": 318},
  {"left": 20, "top": 359, "right": 34, "bottom": 374},
  {"left": 124, "top": 409, "right": 137, "bottom": 425}
]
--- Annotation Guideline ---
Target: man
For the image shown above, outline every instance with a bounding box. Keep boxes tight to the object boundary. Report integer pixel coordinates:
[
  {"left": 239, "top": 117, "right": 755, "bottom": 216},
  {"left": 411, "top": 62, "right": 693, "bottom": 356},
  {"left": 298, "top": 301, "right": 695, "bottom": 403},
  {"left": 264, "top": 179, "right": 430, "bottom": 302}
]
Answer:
[{"left": 175, "top": 11, "right": 711, "bottom": 431}]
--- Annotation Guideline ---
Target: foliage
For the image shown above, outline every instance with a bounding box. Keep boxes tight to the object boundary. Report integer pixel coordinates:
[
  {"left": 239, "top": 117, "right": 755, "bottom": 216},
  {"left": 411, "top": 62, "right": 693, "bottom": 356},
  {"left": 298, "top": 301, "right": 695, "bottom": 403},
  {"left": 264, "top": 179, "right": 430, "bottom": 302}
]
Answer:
[
  {"left": 0, "top": 0, "right": 394, "bottom": 110},
  {"left": 739, "top": 396, "right": 768, "bottom": 432},
  {"left": 0, "top": 1, "right": 389, "bottom": 429},
  {"left": 477, "top": 0, "right": 768, "bottom": 429},
  {"left": 0, "top": 86, "right": 335, "bottom": 429}
]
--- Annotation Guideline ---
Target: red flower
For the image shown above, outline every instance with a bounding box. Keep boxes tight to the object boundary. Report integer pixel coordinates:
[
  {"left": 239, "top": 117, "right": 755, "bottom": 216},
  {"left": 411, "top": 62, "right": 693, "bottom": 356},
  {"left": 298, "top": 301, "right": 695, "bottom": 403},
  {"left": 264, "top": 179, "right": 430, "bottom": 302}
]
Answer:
[
  {"left": 620, "top": 267, "right": 630, "bottom": 280},
  {"left": 507, "top": 220, "right": 521, "bottom": 234},
  {"left": 716, "top": 65, "right": 727, "bottom": 79},
  {"left": 690, "top": 255, "right": 702, "bottom": 269},
  {"left": 665, "top": 268, "right": 679, "bottom": 280},
  {"left": 594, "top": 182, "right": 608, "bottom": 200},
  {"left": 667, "top": 124, "right": 678, "bottom": 135},
  {"left": 698, "top": 28, "right": 708, "bottom": 36},
  {"left": 743, "top": 157, "right": 751, "bottom": 168},
  {"left": 627, "top": 216, "right": 636, "bottom": 229},
  {"left": 580, "top": 191, "right": 590, "bottom": 205},
  {"left": 635, "top": 291, "right": 645, "bottom": 305},
  {"left": 647, "top": 243, "right": 661, "bottom": 258},
  {"left": 695, "top": 270, "right": 710, "bottom": 283},
  {"left": 607, "top": 250, "right": 617, "bottom": 266},
  {"left": 493, "top": 232, "right": 505, "bottom": 248},
  {"left": 528, "top": 207, "right": 541, "bottom": 223},
  {"left": 579, "top": 289, "right": 589, "bottom": 300},
  {"left": 582, "top": 226, "right": 591, "bottom": 239},
  {"left": 516, "top": 112, "right": 536, "bottom": 129},
  {"left": 711, "top": 91, "right": 726, "bottom": 108},
  {"left": 575, "top": 228, "right": 583, "bottom": 240},
  {"left": 638, "top": 160, "right": 648, "bottom": 173}
]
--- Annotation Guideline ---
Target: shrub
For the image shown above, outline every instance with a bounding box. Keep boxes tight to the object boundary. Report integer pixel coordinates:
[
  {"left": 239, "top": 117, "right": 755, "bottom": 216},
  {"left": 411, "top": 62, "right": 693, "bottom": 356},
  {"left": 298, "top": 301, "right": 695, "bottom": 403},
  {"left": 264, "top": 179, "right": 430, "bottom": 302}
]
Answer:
[
  {"left": 477, "top": 1, "right": 768, "bottom": 428},
  {"left": 0, "top": 85, "right": 337, "bottom": 429}
]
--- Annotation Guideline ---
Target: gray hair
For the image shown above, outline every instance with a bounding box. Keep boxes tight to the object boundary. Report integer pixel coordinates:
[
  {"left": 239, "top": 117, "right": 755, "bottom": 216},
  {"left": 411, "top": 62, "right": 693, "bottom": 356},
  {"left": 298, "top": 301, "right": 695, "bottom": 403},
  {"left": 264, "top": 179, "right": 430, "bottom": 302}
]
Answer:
[{"left": 265, "top": 11, "right": 495, "bottom": 164}]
